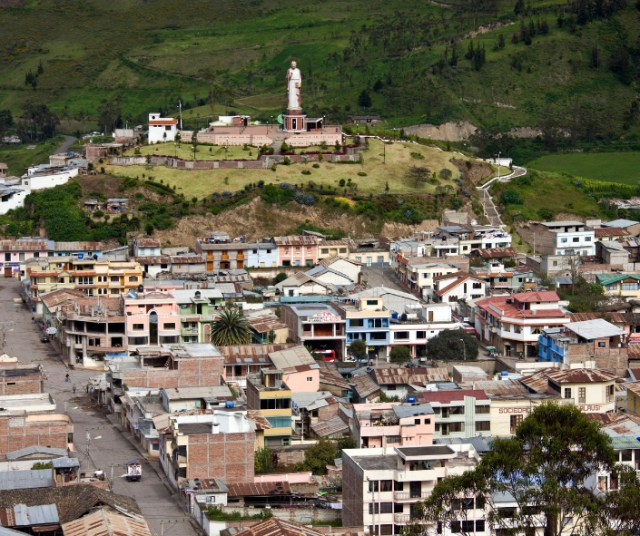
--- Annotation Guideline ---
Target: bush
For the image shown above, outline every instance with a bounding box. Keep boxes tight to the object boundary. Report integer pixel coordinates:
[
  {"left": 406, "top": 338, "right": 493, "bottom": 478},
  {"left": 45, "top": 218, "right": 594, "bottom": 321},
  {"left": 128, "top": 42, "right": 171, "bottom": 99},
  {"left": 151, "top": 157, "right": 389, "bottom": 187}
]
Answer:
[
  {"left": 271, "top": 163, "right": 277, "bottom": 171},
  {"left": 339, "top": 179, "right": 346, "bottom": 187},
  {"left": 301, "top": 169, "right": 311, "bottom": 175},
  {"left": 538, "top": 207, "right": 554, "bottom": 221},
  {"left": 410, "top": 152, "right": 425, "bottom": 160},
  {"left": 390, "top": 346, "right": 411, "bottom": 364},
  {"left": 283, "top": 157, "right": 291, "bottom": 165},
  {"left": 273, "top": 273, "right": 288, "bottom": 285},
  {"left": 500, "top": 190, "right": 523, "bottom": 206},
  {"left": 92, "top": 210, "right": 104, "bottom": 218},
  {"left": 312, "top": 163, "right": 320, "bottom": 168},
  {"left": 358, "top": 172, "right": 367, "bottom": 176}
]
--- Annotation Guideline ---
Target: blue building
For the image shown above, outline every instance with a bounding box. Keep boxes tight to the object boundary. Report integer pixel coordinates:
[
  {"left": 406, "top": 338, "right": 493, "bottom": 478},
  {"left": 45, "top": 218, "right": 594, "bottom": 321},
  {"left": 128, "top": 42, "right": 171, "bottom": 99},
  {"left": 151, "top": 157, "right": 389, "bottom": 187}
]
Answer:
[
  {"left": 245, "top": 242, "right": 278, "bottom": 268},
  {"left": 333, "top": 297, "right": 391, "bottom": 361}
]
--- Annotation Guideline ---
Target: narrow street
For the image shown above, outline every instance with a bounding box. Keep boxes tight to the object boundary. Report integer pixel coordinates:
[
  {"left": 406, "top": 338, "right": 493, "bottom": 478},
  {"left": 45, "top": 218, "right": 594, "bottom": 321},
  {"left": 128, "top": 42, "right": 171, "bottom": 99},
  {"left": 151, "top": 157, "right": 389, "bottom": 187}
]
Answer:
[{"left": 0, "top": 280, "right": 199, "bottom": 536}]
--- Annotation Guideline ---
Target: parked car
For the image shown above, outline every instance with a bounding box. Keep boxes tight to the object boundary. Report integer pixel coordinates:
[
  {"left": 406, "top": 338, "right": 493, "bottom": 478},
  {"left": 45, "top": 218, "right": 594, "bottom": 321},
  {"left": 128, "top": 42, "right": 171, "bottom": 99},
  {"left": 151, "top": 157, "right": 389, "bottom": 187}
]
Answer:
[{"left": 40, "top": 335, "right": 49, "bottom": 343}]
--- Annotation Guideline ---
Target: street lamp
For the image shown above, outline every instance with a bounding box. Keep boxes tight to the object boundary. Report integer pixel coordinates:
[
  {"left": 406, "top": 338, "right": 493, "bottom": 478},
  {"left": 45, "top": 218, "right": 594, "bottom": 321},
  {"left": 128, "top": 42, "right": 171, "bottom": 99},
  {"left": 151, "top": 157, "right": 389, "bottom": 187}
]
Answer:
[
  {"left": 460, "top": 338, "right": 466, "bottom": 361},
  {"left": 496, "top": 151, "right": 501, "bottom": 181},
  {"left": 383, "top": 139, "right": 386, "bottom": 164},
  {"left": 393, "top": 127, "right": 396, "bottom": 142}
]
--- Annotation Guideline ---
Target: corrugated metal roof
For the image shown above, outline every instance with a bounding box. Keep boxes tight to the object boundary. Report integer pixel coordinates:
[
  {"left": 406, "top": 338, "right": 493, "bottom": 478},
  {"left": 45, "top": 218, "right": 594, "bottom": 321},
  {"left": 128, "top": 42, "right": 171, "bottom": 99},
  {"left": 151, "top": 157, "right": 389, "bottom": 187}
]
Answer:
[
  {"left": 610, "top": 436, "right": 640, "bottom": 449},
  {"left": 227, "top": 482, "right": 291, "bottom": 497},
  {"left": 5, "top": 446, "right": 68, "bottom": 460},
  {"left": 310, "top": 416, "right": 349, "bottom": 437},
  {"left": 52, "top": 458, "right": 79, "bottom": 469},
  {"left": 13, "top": 503, "right": 59, "bottom": 526},
  {"left": 371, "top": 367, "right": 449, "bottom": 385},
  {"left": 0, "top": 469, "right": 53, "bottom": 490}
]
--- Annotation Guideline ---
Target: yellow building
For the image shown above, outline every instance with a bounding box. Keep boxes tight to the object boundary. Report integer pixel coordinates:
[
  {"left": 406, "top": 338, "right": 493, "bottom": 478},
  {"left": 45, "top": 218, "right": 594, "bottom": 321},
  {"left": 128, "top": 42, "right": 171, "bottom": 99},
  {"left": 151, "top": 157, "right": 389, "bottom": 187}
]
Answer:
[
  {"left": 318, "top": 239, "right": 350, "bottom": 260},
  {"left": 26, "top": 256, "right": 143, "bottom": 313},
  {"left": 246, "top": 369, "right": 293, "bottom": 447},
  {"left": 625, "top": 382, "right": 640, "bottom": 416}
]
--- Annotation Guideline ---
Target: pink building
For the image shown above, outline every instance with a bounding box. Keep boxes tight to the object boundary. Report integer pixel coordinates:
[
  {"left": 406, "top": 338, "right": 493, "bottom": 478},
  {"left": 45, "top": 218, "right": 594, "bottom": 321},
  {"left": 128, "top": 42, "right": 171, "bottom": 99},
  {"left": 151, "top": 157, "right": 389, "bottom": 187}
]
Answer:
[
  {"left": 122, "top": 290, "right": 181, "bottom": 351},
  {"left": 273, "top": 236, "right": 319, "bottom": 267},
  {"left": 268, "top": 346, "right": 320, "bottom": 392},
  {"left": 2, "top": 238, "right": 49, "bottom": 277},
  {"left": 353, "top": 402, "right": 435, "bottom": 449}
]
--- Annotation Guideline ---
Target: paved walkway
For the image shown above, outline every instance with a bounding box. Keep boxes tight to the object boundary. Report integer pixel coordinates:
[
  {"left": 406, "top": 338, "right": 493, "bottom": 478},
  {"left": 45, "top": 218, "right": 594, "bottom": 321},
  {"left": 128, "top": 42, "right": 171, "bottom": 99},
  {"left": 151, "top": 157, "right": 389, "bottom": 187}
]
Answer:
[
  {"left": 0, "top": 280, "right": 199, "bottom": 536},
  {"left": 476, "top": 165, "right": 527, "bottom": 227}
]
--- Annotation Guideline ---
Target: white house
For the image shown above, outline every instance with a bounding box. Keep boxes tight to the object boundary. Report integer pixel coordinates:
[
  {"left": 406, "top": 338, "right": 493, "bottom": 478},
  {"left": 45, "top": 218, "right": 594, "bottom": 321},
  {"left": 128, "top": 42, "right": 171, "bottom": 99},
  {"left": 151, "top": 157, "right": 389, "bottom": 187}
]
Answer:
[
  {"left": 275, "top": 272, "right": 333, "bottom": 297},
  {"left": 0, "top": 186, "right": 29, "bottom": 214},
  {"left": 148, "top": 113, "right": 178, "bottom": 144},
  {"left": 434, "top": 273, "right": 487, "bottom": 303},
  {"left": 22, "top": 165, "right": 78, "bottom": 191},
  {"left": 315, "top": 256, "right": 361, "bottom": 283},
  {"left": 133, "top": 238, "right": 162, "bottom": 257},
  {"left": 536, "top": 221, "right": 596, "bottom": 256},
  {"left": 305, "top": 265, "right": 354, "bottom": 287}
]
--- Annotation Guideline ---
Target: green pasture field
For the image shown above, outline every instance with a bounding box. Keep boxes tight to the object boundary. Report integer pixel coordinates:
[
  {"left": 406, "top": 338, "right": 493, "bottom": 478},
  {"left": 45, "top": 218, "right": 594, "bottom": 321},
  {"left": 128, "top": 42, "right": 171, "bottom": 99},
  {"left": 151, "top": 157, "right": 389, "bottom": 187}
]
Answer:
[{"left": 526, "top": 152, "right": 640, "bottom": 185}]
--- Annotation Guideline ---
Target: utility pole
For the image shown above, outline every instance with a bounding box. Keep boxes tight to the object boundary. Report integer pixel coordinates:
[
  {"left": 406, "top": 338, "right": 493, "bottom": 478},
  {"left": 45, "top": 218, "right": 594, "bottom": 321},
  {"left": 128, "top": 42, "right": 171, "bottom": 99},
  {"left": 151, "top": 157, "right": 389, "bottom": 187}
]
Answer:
[{"left": 177, "top": 99, "right": 183, "bottom": 130}]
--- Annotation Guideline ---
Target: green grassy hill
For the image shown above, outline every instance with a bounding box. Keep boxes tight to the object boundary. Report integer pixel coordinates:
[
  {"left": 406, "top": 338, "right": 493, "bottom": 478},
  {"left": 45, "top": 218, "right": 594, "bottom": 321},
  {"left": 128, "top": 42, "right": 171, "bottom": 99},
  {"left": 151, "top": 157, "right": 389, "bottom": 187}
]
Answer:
[{"left": 0, "top": 0, "right": 639, "bottom": 144}]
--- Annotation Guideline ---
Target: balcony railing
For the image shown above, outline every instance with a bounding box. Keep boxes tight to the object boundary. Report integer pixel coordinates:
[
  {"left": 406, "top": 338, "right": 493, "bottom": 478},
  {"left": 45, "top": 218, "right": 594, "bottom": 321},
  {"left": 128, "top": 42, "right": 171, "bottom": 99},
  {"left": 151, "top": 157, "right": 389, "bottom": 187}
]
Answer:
[
  {"left": 394, "top": 491, "right": 431, "bottom": 500},
  {"left": 394, "top": 514, "right": 411, "bottom": 523}
]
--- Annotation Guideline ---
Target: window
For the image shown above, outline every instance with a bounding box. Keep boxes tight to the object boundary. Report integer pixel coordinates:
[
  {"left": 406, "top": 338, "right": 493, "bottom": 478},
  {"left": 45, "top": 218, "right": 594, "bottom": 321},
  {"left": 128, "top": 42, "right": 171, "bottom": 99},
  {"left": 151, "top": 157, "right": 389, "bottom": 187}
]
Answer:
[
  {"left": 564, "top": 388, "right": 572, "bottom": 399},
  {"left": 578, "top": 387, "right": 586, "bottom": 404},
  {"left": 366, "top": 300, "right": 378, "bottom": 305},
  {"left": 572, "top": 237, "right": 579, "bottom": 242},
  {"left": 472, "top": 282, "right": 482, "bottom": 289},
  {"left": 307, "top": 377, "right": 313, "bottom": 382},
  {"left": 110, "top": 276, "right": 119, "bottom": 282},
  {"left": 475, "top": 421, "right": 490, "bottom": 432},
  {"left": 417, "top": 331, "right": 426, "bottom": 339},
  {"left": 339, "top": 248, "right": 347, "bottom": 254},
  {"left": 3, "top": 253, "right": 9, "bottom": 262},
  {"left": 368, "top": 503, "right": 392, "bottom": 514},
  {"left": 414, "top": 419, "right": 421, "bottom": 425},
  {"left": 266, "top": 416, "right": 291, "bottom": 428},
  {"left": 622, "top": 282, "right": 639, "bottom": 291},
  {"left": 585, "top": 237, "right": 592, "bottom": 242},
  {"left": 162, "top": 323, "right": 176, "bottom": 330},
  {"left": 132, "top": 324, "right": 144, "bottom": 331},
  {"left": 461, "top": 521, "right": 474, "bottom": 532},
  {"left": 129, "top": 276, "right": 139, "bottom": 282},
  {"left": 510, "top": 414, "right": 523, "bottom": 432},
  {"left": 368, "top": 318, "right": 387, "bottom": 328},
  {"left": 476, "top": 520, "right": 486, "bottom": 532},
  {"left": 321, "top": 249, "right": 329, "bottom": 254},
  {"left": 476, "top": 405, "right": 490, "bottom": 414},
  {"left": 450, "top": 422, "right": 464, "bottom": 432},
  {"left": 561, "top": 238, "right": 568, "bottom": 243},
  {"left": 606, "top": 283, "right": 618, "bottom": 291},
  {"left": 386, "top": 435, "right": 401, "bottom": 444},
  {"left": 394, "top": 332, "right": 410, "bottom": 340},
  {"left": 450, "top": 522, "right": 461, "bottom": 533}
]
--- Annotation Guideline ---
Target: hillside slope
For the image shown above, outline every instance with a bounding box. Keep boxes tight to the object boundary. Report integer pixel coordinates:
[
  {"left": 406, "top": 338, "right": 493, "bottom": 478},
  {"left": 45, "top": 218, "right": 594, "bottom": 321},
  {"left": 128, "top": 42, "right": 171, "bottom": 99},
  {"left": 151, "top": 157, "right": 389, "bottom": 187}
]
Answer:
[{"left": 0, "top": 0, "right": 638, "bottom": 141}]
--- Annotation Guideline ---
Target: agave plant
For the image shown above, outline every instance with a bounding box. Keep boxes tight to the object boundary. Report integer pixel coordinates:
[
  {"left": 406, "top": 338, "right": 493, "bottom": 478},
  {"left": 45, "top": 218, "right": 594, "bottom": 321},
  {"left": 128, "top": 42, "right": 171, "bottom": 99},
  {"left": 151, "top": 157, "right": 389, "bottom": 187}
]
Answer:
[{"left": 210, "top": 308, "right": 252, "bottom": 346}]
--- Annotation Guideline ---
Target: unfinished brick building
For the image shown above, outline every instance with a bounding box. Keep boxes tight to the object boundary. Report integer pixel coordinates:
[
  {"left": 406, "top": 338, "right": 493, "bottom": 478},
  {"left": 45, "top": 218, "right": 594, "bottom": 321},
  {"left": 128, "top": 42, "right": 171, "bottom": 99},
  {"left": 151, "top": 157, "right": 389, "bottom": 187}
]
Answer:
[
  {"left": 0, "top": 362, "right": 46, "bottom": 396},
  {"left": 0, "top": 413, "right": 73, "bottom": 454}
]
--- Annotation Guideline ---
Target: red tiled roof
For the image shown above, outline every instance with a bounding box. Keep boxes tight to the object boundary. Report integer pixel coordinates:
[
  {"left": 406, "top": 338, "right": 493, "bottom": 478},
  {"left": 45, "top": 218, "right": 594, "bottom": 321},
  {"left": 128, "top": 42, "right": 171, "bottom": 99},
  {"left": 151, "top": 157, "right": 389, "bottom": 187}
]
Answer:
[{"left": 512, "top": 290, "right": 560, "bottom": 302}]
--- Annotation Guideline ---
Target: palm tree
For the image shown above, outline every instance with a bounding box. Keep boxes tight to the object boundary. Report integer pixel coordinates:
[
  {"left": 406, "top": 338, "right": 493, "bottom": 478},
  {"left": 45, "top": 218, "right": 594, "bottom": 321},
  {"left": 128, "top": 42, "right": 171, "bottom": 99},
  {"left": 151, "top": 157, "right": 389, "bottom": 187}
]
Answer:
[{"left": 210, "top": 308, "right": 252, "bottom": 346}]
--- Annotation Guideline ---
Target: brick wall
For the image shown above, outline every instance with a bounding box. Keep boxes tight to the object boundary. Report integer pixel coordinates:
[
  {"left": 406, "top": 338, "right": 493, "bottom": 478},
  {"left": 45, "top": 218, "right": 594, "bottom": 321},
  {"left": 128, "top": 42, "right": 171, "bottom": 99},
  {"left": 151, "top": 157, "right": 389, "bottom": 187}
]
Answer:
[
  {"left": 0, "top": 376, "right": 44, "bottom": 395},
  {"left": 341, "top": 454, "right": 364, "bottom": 528},
  {"left": 187, "top": 431, "right": 255, "bottom": 484},
  {"left": 565, "top": 342, "right": 629, "bottom": 375},
  {"left": 0, "top": 416, "right": 72, "bottom": 455},
  {"left": 317, "top": 403, "right": 340, "bottom": 422},
  {"left": 120, "top": 355, "right": 223, "bottom": 388}
]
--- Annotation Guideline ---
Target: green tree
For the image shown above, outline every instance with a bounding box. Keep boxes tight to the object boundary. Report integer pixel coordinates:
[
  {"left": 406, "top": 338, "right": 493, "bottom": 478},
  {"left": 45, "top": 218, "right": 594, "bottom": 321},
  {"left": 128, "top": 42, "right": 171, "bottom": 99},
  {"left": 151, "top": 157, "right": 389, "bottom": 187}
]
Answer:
[
  {"left": 426, "top": 329, "right": 479, "bottom": 361},
  {"left": 349, "top": 339, "right": 368, "bottom": 359},
  {"left": 358, "top": 89, "right": 372, "bottom": 108},
  {"left": 210, "top": 307, "right": 251, "bottom": 345},
  {"left": 254, "top": 447, "right": 275, "bottom": 474},
  {"left": 390, "top": 345, "right": 411, "bottom": 364},
  {"left": 295, "top": 438, "right": 338, "bottom": 475},
  {"left": 273, "top": 272, "right": 288, "bottom": 285},
  {"left": 336, "top": 436, "right": 357, "bottom": 455},
  {"left": 418, "top": 403, "right": 618, "bottom": 536},
  {"left": 499, "top": 190, "right": 523, "bottom": 206},
  {"left": 405, "top": 165, "right": 431, "bottom": 187},
  {"left": 439, "top": 168, "right": 453, "bottom": 180}
]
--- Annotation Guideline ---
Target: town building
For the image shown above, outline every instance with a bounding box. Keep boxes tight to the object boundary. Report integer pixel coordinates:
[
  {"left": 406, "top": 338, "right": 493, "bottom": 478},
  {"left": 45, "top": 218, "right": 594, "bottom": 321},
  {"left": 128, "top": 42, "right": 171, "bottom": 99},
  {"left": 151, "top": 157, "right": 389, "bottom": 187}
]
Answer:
[
  {"left": 273, "top": 235, "right": 320, "bottom": 267},
  {"left": 530, "top": 221, "right": 596, "bottom": 256},
  {"left": 148, "top": 113, "right": 178, "bottom": 144},
  {"left": 275, "top": 272, "right": 334, "bottom": 297},
  {"left": 245, "top": 308, "right": 289, "bottom": 344},
  {"left": 268, "top": 346, "right": 320, "bottom": 393},
  {"left": 348, "top": 238, "right": 390, "bottom": 267},
  {"left": 434, "top": 273, "right": 487, "bottom": 303},
  {"left": 420, "top": 390, "right": 491, "bottom": 439},
  {"left": 318, "top": 239, "right": 350, "bottom": 260},
  {"left": 333, "top": 296, "right": 391, "bottom": 362},
  {"left": 122, "top": 290, "right": 181, "bottom": 351},
  {"left": 0, "top": 238, "right": 49, "bottom": 277},
  {"left": 520, "top": 368, "right": 617, "bottom": 414},
  {"left": 388, "top": 303, "right": 461, "bottom": 360},
  {"left": 56, "top": 296, "right": 126, "bottom": 368},
  {"left": 161, "top": 407, "right": 255, "bottom": 489},
  {"left": 280, "top": 304, "right": 346, "bottom": 359},
  {"left": 246, "top": 369, "right": 293, "bottom": 446},
  {"left": 133, "top": 238, "right": 161, "bottom": 257},
  {"left": 597, "top": 273, "right": 640, "bottom": 300},
  {"left": 438, "top": 224, "right": 512, "bottom": 254},
  {"left": 370, "top": 367, "right": 450, "bottom": 401},
  {"left": 169, "top": 254, "right": 206, "bottom": 276},
  {"left": 51, "top": 241, "right": 104, "bottom": 257},
  {"left": 25, "top": 256, "right": 142, "bottom": 314},
  {"left": 353, "top": 402, "right": 435, "bottom": 448},
  {"left": 218, "top": 344, "right": 289, "bottom": 389},
  {"left": 0, "top": 362, "right": 46, "bottom": 396},
  {"left": 602, "top": 218, "right": 640, "bottom": 236},
  {"left": 173, "top": 288, "right": 223, "bottom": 344},
  {"left": 342, "top": 445, "right": 481, "bottom": 536},
  {"left": 0, "top": 412, "right": 73, "bottom": 455},
  {"left": 475, "top": 290, "right": 570, "bottom": 358},
  {"left": 245, "top": 242, "right": 278, "bottom": 268},
  {"left": 195, "top": 233, "right": 249, "bottom": 271},
  {"left": 395, "top": 258, "right": 460, "bottom": 298},
  {"left": 538, "top": 319, "right": 627, "bottom": 372}
]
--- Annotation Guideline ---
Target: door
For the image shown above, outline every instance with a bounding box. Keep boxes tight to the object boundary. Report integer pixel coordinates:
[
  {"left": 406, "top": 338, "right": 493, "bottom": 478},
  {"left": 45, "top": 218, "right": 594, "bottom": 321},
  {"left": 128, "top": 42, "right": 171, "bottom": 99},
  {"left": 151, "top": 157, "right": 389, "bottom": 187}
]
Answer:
[
  {"left": 149, "top": 311, "right": 158, "bottom": 345},
  {"left": 428, "top": 311, "right": 434, "bottom": 322},
  {"left": 3, "top": 267, "right": 11, "bottom": 277}
]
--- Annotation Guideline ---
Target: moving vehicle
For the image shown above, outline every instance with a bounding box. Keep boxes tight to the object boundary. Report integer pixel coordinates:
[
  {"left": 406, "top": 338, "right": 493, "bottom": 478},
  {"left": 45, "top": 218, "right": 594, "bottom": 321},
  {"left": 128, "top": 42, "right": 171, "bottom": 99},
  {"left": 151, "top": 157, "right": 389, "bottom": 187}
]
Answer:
[
  {"left": 125, "top": 460, "right": 141, "bottom": 482},
  {"left": 40, "top": 335, "right": 49, "bottom": 343}
]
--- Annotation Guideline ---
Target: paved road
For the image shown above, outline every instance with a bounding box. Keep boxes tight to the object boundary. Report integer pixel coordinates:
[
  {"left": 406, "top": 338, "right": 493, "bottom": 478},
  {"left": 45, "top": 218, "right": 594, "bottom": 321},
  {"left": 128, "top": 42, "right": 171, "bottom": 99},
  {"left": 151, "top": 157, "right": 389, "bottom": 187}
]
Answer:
[
  {"left": 361, "top": 267, "right": 406, "bottom": 292},
  {"left": 476, "top": 165, "right": 528, "bottom": 227},
  {"left": 53, "top": 135, "right": 76, "bottom": 154},
  {"left": 0, "top": 280, "right": 198, "bottom": 536}
]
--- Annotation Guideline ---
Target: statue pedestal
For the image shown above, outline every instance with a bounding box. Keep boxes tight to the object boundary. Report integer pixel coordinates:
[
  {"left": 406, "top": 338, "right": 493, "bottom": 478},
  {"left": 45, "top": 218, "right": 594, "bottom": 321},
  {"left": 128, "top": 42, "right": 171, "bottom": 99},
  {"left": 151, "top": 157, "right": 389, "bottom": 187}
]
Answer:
[{"left": 282, "top": 109, "right": 306, "bottom": 133}]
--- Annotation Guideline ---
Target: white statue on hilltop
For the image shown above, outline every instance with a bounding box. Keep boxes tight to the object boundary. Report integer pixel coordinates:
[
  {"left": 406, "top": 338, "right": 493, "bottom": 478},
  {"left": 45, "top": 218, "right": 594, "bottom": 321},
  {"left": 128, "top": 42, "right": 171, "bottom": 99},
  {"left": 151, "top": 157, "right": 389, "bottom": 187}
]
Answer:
[{"left": 286, "top": 61, "right": 302, "bottom": 110}]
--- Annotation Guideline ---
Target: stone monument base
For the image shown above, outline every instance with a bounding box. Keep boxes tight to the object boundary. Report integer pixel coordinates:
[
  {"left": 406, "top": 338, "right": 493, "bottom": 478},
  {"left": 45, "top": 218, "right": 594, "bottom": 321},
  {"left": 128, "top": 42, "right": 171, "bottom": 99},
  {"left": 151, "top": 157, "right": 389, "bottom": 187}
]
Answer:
[{"left": 283, "top": 109, "right": 306, "bottom": 133}]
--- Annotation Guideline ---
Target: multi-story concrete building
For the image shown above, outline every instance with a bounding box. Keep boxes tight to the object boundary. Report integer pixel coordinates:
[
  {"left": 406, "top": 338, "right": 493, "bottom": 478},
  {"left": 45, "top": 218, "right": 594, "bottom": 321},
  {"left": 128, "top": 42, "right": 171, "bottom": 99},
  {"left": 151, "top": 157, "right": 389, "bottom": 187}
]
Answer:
[
  {"left": 434, "top": 273, "right": 487, "bottom": 303},
  {"left": 246, "top": 369, "right": 293, "bottom": 446},
  {"left": 388, "top": 303, "right": 461, "bottom": 360},
  {"left": 333, "top": 296, "right": 391, "bottom": 362},
  {"left": 531, "top": 221, "right": 596, "bottom": 256},
  {"left": 342, "top": 445, "right": 481, "bottom": 536},
  {"left": 420, "top": 390, "right": 491, "bottom": 439},
  {"left": 273, "top": 235, "right": 320, "bottom": 267},
  {"left": 538, "top": 319, "right": 627, "bottom": 371},
  {"left": 475, "top": 290, "right": 570, "bottom": 358},
  {"left": 148, "top": 113, "right": 178, "bottom": 144},
  {"left": 353, "top": 402, "right": 435, "bottom": 448},
  {"left": 132, "top": 238, "right": 161, "bottom": 257},
  {"left": 162, "top": 406, "right": 255, "bottom": 489},
  {"left": 597, "top": 273, "right": 640, "bottom": 300},
  {"left": 0, "top": 412, "right": 73, "bottom": 455},
  {"left": 245, "top": 242, "right": 278, "bottom": 268},
  {"left": 195, "top": 232, "right": 249, "bottom": 271},
  {"left": 395, "top": 258, "right": 460, "bottom": 298},
  {"left": 218, "top": 344, "right": 289, "bottom": 390},
  {"left": 0, "top": 238, "right": 49, "bottom": 277},
  {"left": 0, "top": 362, "right": 46, "bottom": 396},
  {"left": 280, "top": 303, "right": 346, "bottom": 359},
  {"left": 57, "top": 296, "right": 127, "bottom": 368},
  {"left": 318, "top": 239, "right": 350, "bottom": 260},
  {"left": 26, "top": 256, "right": 142, "bottom": 313},
  {"left": 438, "top": 224, "right": 512, "bottom": 254},
  {"left": 172, "top": 289, "right": 223, "bottom": 344},
  {"left": 122, "top": 290, "right": 181, "bottom": 351}
]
